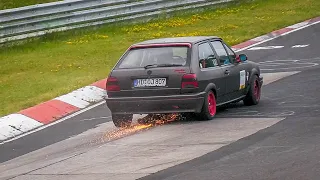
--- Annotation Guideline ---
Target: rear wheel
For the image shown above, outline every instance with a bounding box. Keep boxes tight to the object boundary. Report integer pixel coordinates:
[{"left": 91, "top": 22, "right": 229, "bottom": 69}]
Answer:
[
  {"left": 243, "top": 75, "right": 261, "bottom": 106},
  {"left": 197, "top": 90, "right": 217, "bottom": 120},
  {"left": 112, "top": 114, "right": 133, "bottom": 128}
]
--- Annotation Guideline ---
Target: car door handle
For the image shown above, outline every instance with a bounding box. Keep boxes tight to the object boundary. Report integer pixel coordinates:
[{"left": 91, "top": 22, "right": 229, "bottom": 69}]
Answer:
[{"left": 224, "top": 70, "right": 230, "bottom": 75}]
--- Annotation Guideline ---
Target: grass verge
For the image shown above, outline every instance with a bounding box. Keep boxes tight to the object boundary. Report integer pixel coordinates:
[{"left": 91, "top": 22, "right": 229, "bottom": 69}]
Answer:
[
  {"left": 0, "top": 0, "right": 59, "bottom": 10},
  {"left": 0, "top": 0, "right": 320, "bottom": 116}
]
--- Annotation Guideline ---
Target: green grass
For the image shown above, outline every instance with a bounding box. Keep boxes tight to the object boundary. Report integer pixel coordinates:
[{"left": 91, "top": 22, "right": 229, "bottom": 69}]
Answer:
[
  {"left": 0, "top": 0, "right": 319, "bottom": 116},
  {"left": 0, "top": 0, "right": 59, "bottom": 10}
]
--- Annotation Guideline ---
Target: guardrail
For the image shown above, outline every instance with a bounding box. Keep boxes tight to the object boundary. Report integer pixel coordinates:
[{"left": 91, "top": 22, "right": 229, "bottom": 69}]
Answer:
[{"left": 0, "top": 0, "right": 233, "bottom": 43}]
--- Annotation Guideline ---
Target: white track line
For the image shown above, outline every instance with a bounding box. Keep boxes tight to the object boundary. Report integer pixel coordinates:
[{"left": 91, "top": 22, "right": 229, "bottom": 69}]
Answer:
[
  {"left": 235, "top": 20, "right": 320, "bottom": 52},
  {"left": 248, "top": 46, "right": 284, "bottom": 50}
]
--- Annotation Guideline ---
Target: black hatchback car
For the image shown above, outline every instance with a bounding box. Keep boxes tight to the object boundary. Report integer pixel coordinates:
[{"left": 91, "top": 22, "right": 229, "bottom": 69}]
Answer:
[{"left": 105, "top": 36, "right": 263, "bottom": 127}]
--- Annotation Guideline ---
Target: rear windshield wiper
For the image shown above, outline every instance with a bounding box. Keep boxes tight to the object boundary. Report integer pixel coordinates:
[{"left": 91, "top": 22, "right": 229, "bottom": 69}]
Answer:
[{"left": 144, "top": 64, "right": 182, "bottom": 69}]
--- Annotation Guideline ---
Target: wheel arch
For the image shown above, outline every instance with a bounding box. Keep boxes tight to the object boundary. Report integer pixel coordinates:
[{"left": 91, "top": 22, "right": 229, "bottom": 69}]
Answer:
[
  {"left": 204, "top": 83, "right": 217, "bottom": 98},
  {"left": 249, "top": 68, "right": 260, "bottom": 85}
]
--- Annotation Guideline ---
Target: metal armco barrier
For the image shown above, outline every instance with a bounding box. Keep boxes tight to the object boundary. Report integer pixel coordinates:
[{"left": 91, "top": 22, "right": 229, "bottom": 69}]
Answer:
[{"left": 0, "top": 0, "right": 233, "bottom": 43}]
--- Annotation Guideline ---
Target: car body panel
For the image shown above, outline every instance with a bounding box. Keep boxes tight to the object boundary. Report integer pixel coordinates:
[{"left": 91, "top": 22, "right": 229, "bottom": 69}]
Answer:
[
  {"left": 221, "top": 62, "right": 251, "bottom": 101},
  {"left": 196, "top": 67, "right": 226, "bottom": 104}
]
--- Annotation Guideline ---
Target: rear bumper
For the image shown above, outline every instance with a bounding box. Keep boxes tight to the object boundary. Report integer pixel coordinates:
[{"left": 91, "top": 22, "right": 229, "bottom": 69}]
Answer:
[{"left": 105, "top": 92, "right": 205, "bottom": 114}]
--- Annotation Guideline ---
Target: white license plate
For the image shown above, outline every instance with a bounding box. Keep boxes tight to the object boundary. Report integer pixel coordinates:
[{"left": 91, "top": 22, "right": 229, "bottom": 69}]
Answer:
[{"left": 134, "top": 78, "right": 166, "bottom": 87}]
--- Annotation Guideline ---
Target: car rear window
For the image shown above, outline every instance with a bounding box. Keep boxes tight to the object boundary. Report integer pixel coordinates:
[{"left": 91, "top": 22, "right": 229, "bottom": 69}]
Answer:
[{"left": 117, "top": 46, "right": 189, "bottom": 69}]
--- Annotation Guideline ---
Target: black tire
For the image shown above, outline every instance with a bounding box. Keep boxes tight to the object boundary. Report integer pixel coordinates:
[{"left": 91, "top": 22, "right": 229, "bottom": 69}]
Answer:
[
  {"left": 243, "top": 75, "right": 261, "bottom": 106},
  {"left": 112, "top": 114, "right": 133, "bottom": 128},
  {"left": 197, "top": 90, "right": 217, "bottom": 121},
  {"left": 180, "top": 112, "right": 197, "bottom": 121}
]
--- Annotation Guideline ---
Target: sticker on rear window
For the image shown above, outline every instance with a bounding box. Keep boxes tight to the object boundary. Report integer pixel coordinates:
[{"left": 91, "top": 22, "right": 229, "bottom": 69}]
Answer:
[{"left": 240, "top": 70, "right": 246, "bottom": 90}]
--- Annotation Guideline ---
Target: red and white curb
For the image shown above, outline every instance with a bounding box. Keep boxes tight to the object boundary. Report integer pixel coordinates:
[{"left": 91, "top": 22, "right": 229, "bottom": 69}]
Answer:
[
  {"left": 0, "top": 16, "right": 319, "bottom": 143},
  {"left": 0, "top": 79, "right": 107, "bottom": 142}
]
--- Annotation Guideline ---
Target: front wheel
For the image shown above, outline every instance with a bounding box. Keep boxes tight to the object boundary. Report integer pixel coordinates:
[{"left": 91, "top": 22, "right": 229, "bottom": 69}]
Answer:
[
  {"left": 243, "top": 75, "right": 261, "bottom": 106},
  {"left": 112, "top": 114, "right": 133, "bottom": 128},
  {"left": 197, "top": 90, "right": 217, "bottom": 121}
]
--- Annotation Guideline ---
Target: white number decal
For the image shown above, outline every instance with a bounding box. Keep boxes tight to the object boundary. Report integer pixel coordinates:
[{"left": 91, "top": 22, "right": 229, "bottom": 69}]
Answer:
[{"left": 240, "top": 70, "right": 246, "bottom": 90}]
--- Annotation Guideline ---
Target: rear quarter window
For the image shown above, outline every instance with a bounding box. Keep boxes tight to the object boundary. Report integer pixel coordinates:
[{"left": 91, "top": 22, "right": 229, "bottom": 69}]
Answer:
[{"left": 117, "top": 46, "right": 189, "bottom": 69}]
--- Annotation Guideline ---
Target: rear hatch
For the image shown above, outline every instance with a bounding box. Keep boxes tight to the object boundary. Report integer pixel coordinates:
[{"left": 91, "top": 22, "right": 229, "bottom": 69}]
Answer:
[{"left": 107, "top": 44, "right": 192, "bottom": 97}]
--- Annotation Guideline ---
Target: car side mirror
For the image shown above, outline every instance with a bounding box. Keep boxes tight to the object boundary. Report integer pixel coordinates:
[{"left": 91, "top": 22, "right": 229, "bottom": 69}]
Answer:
[{"left": 239, "top": 54, "right": 247, "bottom": 62}]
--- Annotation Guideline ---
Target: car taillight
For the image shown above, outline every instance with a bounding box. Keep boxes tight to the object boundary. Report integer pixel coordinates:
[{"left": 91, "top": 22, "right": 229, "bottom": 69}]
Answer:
[
  {"left": 181, "top": 74, "right": 199, "bottom": 89},
  {"left": 106, "top": 76, "right": 120, "bottom": 91}
]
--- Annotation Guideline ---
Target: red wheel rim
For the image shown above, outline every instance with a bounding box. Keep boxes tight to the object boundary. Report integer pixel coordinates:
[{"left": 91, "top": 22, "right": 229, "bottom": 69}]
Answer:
[
  {"left": 208, "top": 92, "right": 216, "bottom": 116},
  {"left": 254, "top": 79, "right": 260, "bottom": 101}
]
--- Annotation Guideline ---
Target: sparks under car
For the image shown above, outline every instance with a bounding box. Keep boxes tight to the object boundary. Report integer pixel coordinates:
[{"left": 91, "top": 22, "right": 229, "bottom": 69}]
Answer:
[{"left": 105, "top": 36, "right": 263, "bottom": 128}]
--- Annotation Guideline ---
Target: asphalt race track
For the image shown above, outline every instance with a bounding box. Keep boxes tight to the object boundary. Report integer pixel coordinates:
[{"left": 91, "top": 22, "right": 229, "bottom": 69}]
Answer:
[{"left": 0, "top": 23, "right": 319, "bottom": 180}]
